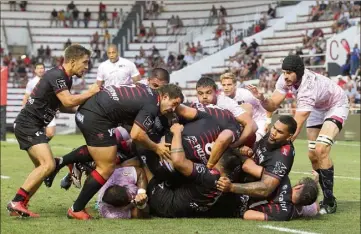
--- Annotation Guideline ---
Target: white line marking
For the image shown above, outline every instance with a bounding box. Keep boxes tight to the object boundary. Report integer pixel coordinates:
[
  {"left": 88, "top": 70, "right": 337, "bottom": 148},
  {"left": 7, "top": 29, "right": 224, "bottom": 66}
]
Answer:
[
  {"left": 260, "top": 225, "right": 319, "bottom": 234},
  {"left": 1, "top": 175, "right": 10, "bottom": 179},
  {"left": 291, "top": 171, "right": 360, "bottom": 180}
]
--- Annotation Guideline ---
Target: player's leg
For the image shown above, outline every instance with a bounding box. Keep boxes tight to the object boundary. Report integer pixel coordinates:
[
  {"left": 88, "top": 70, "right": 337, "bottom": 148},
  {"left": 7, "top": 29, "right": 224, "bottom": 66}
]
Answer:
[
  {"left": 45, "top": 118, "right": 56, "bottom": 140},
  {"left": 306, "top": 127, "right": 322, "bottom": 170}
]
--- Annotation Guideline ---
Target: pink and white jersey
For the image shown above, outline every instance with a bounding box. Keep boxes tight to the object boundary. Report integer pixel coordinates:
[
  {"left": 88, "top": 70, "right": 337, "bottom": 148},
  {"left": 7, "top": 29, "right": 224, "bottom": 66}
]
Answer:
[
  {"left": 25, "top": 76, "right": 41, "bottom": 94},
  {"left": 98, "top": 167, "right": 138, "bottom": 219},
  {"left": 214, "top": 94, "right": 246, "bottom": 117},
  {"left": 222, "top": 88, "right": 267, "bottom": 123},
  {"left": 276, "top": 69, "right": 348, "bottom": 112}
]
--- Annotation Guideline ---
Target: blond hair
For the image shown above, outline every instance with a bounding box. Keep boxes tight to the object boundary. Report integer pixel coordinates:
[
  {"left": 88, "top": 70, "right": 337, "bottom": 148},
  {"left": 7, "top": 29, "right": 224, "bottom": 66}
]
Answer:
[{"left": 220, "top": 72, "right": 237, "bottom": 84}]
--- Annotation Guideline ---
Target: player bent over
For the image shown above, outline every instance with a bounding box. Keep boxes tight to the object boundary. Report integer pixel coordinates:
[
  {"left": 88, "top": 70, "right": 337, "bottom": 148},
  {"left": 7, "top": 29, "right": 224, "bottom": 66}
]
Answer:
[
  {"left": 7, "top": 45, "right": 100, "bottom": 217},
  {"left": 247, "top": 55, "right": 349, "bottom": 214}
]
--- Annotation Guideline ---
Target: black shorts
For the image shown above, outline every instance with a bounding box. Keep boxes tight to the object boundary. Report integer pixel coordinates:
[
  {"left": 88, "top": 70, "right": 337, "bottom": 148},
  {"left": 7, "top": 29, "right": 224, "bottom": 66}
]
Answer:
[
  {"left": 14, "top": 121, "right": 48, "bottom": 151},
  {"left": 251, "top": 202, "right": 294, "bottom": 221},
  {"left": 147, "top": 177, "right": 176, "bottom": 218},
  {"left": 75, "top": 107, "right": 117, "bottom": 147}
]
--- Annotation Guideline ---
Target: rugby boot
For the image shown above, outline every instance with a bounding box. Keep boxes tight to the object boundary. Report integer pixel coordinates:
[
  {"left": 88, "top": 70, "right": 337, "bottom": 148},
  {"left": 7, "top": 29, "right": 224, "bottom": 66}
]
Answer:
[
  {"left": 7, "top": 201, "right": 39, "bottom": 218},
  {"left": 67, "top": 207, "right": 92, "bottom": 220},
  {"left": 319, "top": 199, "right": 337, "bottom": 214}
]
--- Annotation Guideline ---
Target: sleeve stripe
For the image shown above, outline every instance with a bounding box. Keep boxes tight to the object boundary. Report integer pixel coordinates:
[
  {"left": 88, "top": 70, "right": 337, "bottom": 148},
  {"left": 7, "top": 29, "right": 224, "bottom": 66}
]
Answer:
[
  {"left": 55, "top": 87, "right": 68, "bottom": 94},
  {"left": 264, "top": 170, "right": 282, "bottom": 180},
  {"left": 134, "top": 120, "right": 148, "bottom": 131}
]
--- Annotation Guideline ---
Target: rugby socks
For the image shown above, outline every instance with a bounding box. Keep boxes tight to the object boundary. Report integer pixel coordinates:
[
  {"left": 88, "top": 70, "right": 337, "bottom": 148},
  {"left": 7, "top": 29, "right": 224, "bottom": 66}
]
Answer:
[
  {"left": 13, "top": 188, "right": 29, "bottom": 202},
  {"left": 318, "top": 166, "right": 335, "bottom": 205},
  {"left": 58, "top": 145, "right": 93, "bottom": 170},
  {"left": 72, "top": 170, "right": 106, "bottom": 212}
]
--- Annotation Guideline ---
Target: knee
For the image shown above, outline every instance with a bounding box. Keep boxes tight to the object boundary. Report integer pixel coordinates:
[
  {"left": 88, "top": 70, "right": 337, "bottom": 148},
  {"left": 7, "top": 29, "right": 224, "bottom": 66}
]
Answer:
[
  {"left": 315, "top": 144, "right": 329, "bottom": 160},
  {"left": 308, "top": 150, "right": 318, "bottom": 164},
  {"left": 41, "top": 160, "right": 56, "bottom": 176},
  {"left": 96, "top": 162, "right": 115, "bottom": 179}
]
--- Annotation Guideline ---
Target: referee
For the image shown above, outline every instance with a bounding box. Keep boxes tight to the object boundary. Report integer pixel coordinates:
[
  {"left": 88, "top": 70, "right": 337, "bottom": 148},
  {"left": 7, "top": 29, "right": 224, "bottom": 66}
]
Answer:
[{"left": 96, "top": 44, "right": 141, "bottom": 87}]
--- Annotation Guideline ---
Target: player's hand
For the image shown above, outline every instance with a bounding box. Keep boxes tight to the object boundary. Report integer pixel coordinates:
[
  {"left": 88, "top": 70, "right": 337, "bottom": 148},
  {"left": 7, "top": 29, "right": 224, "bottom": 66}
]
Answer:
[
  {"left": 246, "top": 85, "right": 264, "bottom": 101},
  {"left": 134, "top": 193, "right": 148, "bottom": 207},
  {"left": 216, "top": 177, "right": 232, "bottom": 193},
  {"left": 88, "top": 83, "right": 100, "bottom": 95},
  {"left": 170, "top": 123, "right": 184, "bottom": 134},
  {"left": 155, "top": 142, "right": 171, "bottom": 159},
  {"left": 311, "top": 170, "right": 319, "bottom": 183},
  {"left": 239, "top": 146, "right": 253, "bottom": 157}
]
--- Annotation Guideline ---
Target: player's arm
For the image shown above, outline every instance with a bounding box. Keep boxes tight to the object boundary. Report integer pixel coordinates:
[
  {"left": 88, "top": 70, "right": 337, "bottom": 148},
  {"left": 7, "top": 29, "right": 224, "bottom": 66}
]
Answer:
[
  {"left": 131, "top": 166, "right": 150, "bottom": 219},
  {"left": 96, "top": 63, "right": 105, "bottom": 87},
  {"left": 130, "top": 123, "right": 162, "bottom": 154},
  {"left": 217, "top": 172, "right": 280, "bottom": 198},
  {"left": 22, "top": 93, "right": 30, "bottom": 107},
  {"left": 247, "top": 85, "right": 286, "bottom": 112},
  {"left": 207, "top": 129, "right": 234, "bottom": 168},
  {"left": 291, "top": 111, "right": 310, "bottom": 142},
  {"left": 22, "top": 80, "right": 33, "bottom": 107},
  {"left": 96, "top": 80, "right": 104, "bottom": 87},
  {"left": 175, "top": 104, "right": 204, "bottom": 121},
  {"left": 135, "top": 167, "right": 148, "bottom": 190},
  {"left": 130, "top": 61, "right": 141, "bottom": 83},
  {"left": 232, "top": 112, "right": 258, "bottom": 147},
  {"left": 59, "top": 105, "right": 78, "bottom": 113},
  {"left": 167, "top": 123, "right": 194, "bottom": 176},
  {"left": 243, "top": 210, "right": 268, "bottom": 221},
  {"left": 56, "top": 84, "right": 99, "bottom": 107},
  {"left": 132, "top": 74, "right": 141, "bottom": 83}
]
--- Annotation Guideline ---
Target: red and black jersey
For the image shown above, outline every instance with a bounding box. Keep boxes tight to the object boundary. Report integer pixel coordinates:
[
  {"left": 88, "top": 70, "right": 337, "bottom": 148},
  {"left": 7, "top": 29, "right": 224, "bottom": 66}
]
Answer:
[
  {"left": 16, "top": 66, "right": 72, "bottom": 126},
  {"left": 81, "top": 83, "right": 159, "bottom": 132}
]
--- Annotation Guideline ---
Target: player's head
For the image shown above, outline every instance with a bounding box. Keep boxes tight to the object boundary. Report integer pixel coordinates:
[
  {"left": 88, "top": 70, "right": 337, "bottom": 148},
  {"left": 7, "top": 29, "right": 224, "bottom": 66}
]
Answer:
[
  {"left": 281, "top": 55, "right": 305, "bottom": 86},
  {"left": 102, "top": 185, "right": 132, "bottom": 207},
  {"left": 158, "top": 84, "right": 184, "bottom": 115},
  {"left": 292, "top": 177, "right": 319, "bottom": 206},
  {"left": 107, "top": 44, "right": 119, "bottom": 63},
  {"left": 34, "top": 62, "right": 45, "bottom": 78},
  {"left": 268, "top": 115, "right": 297, "bottom": 144},
  {"left": 215, "top": 148, "right": 241, "bottom": 179},
  {"left": 220, "top": 72, "right": 237, "bottom": 98},
  {"left": 148, "top": 68, "right": 170, "bottom": 89},
  {"left": 64, "top": 44, "right": 91, "bottom": 78},
  {"left": 196, "top": 77, "right": 218, "bottom": 105}
]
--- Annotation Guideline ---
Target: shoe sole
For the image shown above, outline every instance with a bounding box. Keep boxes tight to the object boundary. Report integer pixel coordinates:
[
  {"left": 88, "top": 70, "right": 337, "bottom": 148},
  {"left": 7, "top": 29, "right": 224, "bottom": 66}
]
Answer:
[{"left": 7, "top": 207, "right": 35, "bottom": 218}]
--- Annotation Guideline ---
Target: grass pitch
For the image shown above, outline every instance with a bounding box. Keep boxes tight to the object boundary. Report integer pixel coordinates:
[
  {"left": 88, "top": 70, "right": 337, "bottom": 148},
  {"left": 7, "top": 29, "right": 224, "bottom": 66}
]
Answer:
[{"left": 1, "top": 134, "right": 360, "bottom": 234}]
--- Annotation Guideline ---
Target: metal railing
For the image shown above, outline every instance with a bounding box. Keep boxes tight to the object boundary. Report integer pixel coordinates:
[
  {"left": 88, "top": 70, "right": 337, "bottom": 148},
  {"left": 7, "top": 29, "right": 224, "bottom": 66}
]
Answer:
[
  {"left": 1, "top": 20, "right": 9, "bottom": 54},
  {"left": 26, "top": 20, "right": 34, "bottom": 56}
]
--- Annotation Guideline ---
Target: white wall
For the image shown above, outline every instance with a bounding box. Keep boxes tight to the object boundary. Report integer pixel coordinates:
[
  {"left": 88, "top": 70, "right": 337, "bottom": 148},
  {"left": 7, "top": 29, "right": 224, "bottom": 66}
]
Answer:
[
  {"left": 6, "top": 28, "right": 30, "bottom": 46},
  {"left": 170, "top": 1, "right": 315, "bottom": 86}
]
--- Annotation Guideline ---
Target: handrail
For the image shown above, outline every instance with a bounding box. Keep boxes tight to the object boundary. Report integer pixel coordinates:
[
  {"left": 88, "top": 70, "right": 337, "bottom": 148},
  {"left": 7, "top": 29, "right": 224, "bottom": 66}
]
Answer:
[
  {"left": 26, "top": 20, "right": 34, "bottom": 56},
  {"left": 2, "top": 20, "right": 9, "bottom": 54}
]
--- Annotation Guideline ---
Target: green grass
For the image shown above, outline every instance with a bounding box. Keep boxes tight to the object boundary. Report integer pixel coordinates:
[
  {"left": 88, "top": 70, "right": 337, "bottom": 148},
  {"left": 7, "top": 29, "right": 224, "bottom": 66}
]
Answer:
[{"left": 1, "top": 134, "right": 360, "bottom": 234}]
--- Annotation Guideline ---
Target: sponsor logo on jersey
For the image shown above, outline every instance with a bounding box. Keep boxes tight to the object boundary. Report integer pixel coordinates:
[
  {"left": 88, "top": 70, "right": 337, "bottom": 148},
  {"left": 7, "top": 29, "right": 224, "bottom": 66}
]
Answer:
[
  {"left": 272, "top": 161, "right": 288, "bottom": 178},
  {"left": 105, "top": 86, "right": 119, "bottom": 101},
  {"left": 279, "top": 190, "right": 288, "bottom": 212},
  {"left": 143, "top": 116, "right": 154, "bottom": 129},
  {"left": 56, "top": 79, "right": 67, "bottom": 89},
  {"left": 76, "top": 112, "right": 84, "bottom": 123}
]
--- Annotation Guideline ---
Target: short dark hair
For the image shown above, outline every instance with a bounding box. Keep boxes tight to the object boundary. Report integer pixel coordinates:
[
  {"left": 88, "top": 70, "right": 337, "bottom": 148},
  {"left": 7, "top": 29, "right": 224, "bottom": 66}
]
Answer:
[
  {"left": 278, "top": 115, "right": 297, "bottom": 135},
  {"left": 196, "top": 77, "right": 217, "bottom": 91},
  {"left": 35, "top": 62, "right": 45, "bottom": 68},
  {"left": 219, "top": 148, "right": 242, "bottom": 179},
  {"left": 295, "top": 177, "right": 319, "bottom": 206},
  {"left": 151, "top": 68, "right": 170, "bottom": 83},
  {"left": 102, "top": 185, "right": 130, "bottom": 207},
  {"left": 158, "top": 84, "right": 184, "bottom": 102},
  {"left": 64, "top": 44, "right": 91, "bottom": 63}
]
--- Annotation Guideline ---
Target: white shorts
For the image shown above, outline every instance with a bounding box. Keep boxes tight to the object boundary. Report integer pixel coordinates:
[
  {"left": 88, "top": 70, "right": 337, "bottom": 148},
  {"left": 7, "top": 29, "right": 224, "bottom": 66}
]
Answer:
[
  {"left": 306, "top": 104, "right": 349, "bottom": 128},
  {"left": 47, "top": 118, "right": 56, "bottom": 127},
  {"left": 255, "top": 120, "right": 267, "bottom": 142}
]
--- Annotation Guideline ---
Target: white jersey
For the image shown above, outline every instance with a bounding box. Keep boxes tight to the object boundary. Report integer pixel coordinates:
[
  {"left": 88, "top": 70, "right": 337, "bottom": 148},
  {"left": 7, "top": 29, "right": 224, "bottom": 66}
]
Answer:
[
  {"left": 276, "top": 69, "right": 348, "bottom": 112},
  {"left": 96, "top": 57, "right": 140, "bottom": 86},
  {"left": 25, "top": 76, "right": 41, "bottom": 94},
  {"left": 194, "top": 94, "right": 245, "bottom": 117},
  {"left": 222, "top": 88, "right": 267, "bottom": 123}
]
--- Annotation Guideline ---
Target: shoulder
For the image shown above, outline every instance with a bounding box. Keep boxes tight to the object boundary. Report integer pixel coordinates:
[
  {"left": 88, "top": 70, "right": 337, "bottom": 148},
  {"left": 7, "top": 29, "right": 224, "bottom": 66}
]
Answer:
[{"left": 119, "top": 57, "right": 136, "bottom": 66}]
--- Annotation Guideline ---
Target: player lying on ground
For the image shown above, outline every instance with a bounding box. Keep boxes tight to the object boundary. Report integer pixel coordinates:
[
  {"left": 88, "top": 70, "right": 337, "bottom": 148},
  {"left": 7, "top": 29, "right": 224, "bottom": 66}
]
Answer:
[
  {"left": 247, "top": 55, "right": 349, "bottom": 214},
  {"left": 7, "top": 45, "right": 100, "bottom": 218}
]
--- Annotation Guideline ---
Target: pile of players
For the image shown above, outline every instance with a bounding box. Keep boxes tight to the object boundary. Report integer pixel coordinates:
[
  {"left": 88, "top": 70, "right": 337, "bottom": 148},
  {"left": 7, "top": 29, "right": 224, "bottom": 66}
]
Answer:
[{"left": 8, "top": 45, "right": 347, "bottom": 221}]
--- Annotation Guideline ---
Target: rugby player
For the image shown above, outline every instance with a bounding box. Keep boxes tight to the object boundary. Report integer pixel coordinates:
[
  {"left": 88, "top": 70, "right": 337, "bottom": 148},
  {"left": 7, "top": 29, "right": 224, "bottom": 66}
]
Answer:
[
  {"left": 7, "top": 45, "right": 100, "bottom": 217},
  {"left": 195, "top": 77, "right": 258, "bottom": 163},
  {"left": 144, "top": 123, "right": 241, "bottom": 218},
  {"left": 217, "top": 115, "right": 298, "bottom": 221},
  {"left": 96, "top": 44, "right": 141, "bottom": 87},
  {"left": 220, "top": 72, "right": 271, "bottom": 141},
  {"left": 22, "top": 62, "right": 56, "bottom": 140},
  {"left": 247, "top": 55, "right": 348, "bottom": 213}
]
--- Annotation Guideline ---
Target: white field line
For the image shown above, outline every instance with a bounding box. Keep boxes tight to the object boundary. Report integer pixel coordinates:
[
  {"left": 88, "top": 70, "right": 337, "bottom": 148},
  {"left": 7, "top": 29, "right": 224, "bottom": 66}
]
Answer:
[
  {"left": 291, "top": 171, "right": 360, "bottom": 181},
  {"left": 1, "top": 175, "right": 10, "bottom": 179},
  {"left": 260, "top": 225, "right": 319, "bottom": 234}
]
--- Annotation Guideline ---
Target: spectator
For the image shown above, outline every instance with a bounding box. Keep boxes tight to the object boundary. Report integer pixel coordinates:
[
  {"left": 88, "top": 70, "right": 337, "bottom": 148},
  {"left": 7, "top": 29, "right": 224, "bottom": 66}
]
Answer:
[
  {"left": 219, "top": 5, "right": 227, "bottom": 17},
  {"left": 137, "top": 64, "right": 146, "bottom": 78},
  {"left": 67, "top": 1, "right": 76, "bottom": 12},
  {"left": 112, "top": 8, "right": 118, "bottom": 28},
  {"left": 176, "top": 54, "right": 187, "bottom": 70},
  {"left": 119, "top": 8, "right": 124, "bottom": 25},
  {"left": 240, "top": 40, "right": 247, "bottom": 49},
  {"left": 15, "top": 61, "right": 27, "bottom": 88},
  {"left": 152, "top": 45, "right": 160, "bottom": 57},
  {"left": 152, "top": 1, "right": 160, "bottom": 19},
  {"left": 19, "top": 1, "right": 27, "bottom": 11},
  {"left": 352, "top": 1, "right": 361, "bottom": 17},
  {"left": 99, "top": 1, "right": 106, "bottom": 12},
  {"left": 259, "top": 18, "right": 267, "bottom": 31},
  {"left": 145, "top": 0, "right": 152, "bottom": 19},
  {"left": 37, "top": 45, "right": 45, "bottom": 61},
  {"left": 345, "top": 85, "right": 358, "bottom": 105},
  {"left": 175, "top": 15, "right": 183, "bottom": 33},
  {"left": 347, "top": 75, "right": 357, "bottom": 92},
  {"left": 9, "top": 1, "right": 16, "bottom": 11},
  {"left": 64, "top": 9, "right": 72, "bottom": 28},
  {"left": 84, "top": 8, "right": 91, "bottom": 28},
  {"left": 351, "top": 44, "right": 360, "bottom": 75},
  {"left": 58, "top": 10, "right": 66, "bottom": 27},
  {"left": 90, "top": 31, "right": 99, "bottom": 49},
  {"left": 98, "top": 9, "right": 108, "bottom": 28},
  {"left": 103, "top": 29, "right": 111, "bottom": 47},
  {"left": 267, "top": 4, "right": 276, "bottom": 18},
  {"left": 250, "top": 39, "right": 259, "bottom": 50},
  {"left": 190, "top": 42, "right": 197, "bottom": 55},
  {"left": 196, "top": 41, "right": 203, "bottom": 54},
  {"left": 208, "top": 5, "right": 218, "bottom": 25},
  {"left": 45, "top": 46, "right": 51, "bottom": 62},
  {"left": 295, "top": 47, "right": 303, "bottom": 56},
  {"left": 147, "top": 22, "right": 157, "bottom": 42},
  {"left": 166, "top": 15, "right": 176, "bottom": 35},
  {"left": 341, "top": 54, "right": 351, "bottom": 75},
  {"left": 72, "top": 7, "right": 80, "bottom": 27},
  {"left": 184, "top": 51, "right": 194, "bottom": 65},
  {"left": 160, "top": 1, "right": 166, "bottom": 12},
  {"left": 139, "top": 46, "right": 146, "bottom": 58},
  {"left": 134, "top": 55, "right": 145, "bottom": 66},
  {"left": 337, "top": 75, "right": 346, "bottom": 88},
  {"left": 138, "top": 24, "right": 146, "bottom": 42},
  {"left": 50, "top": 9, "right": 58, "bottom": 27},
  {"left": 254, "top": 23, "right": 261, "bottom": 34},
  {"left": 64, "top": 39, "right": 72, "bottom": 49},
  {"left": 166, "top": 52, "right": 175, "bottom": 68}
]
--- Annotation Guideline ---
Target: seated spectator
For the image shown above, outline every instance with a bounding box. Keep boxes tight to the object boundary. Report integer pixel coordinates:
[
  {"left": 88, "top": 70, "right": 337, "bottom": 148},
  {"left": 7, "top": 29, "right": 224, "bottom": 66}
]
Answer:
[
  {"left": 219, "top": 5, "right": 227, "bottom": 17},
  {"left": 166, "top": 15, "right": 177, "bottom": 35},
  {"left": 175, "top": 15, "right": 183, "bottom": 33},
  {"left": 160, "top": 1, "right": 166, "bottom": 12},
  {"left": 37, "top": 45, "right": 45, "bottom": 61},
  {"left": 68, "top": 1, "right": 76, "bottom": 12},
  {"left": 84, "top": 8, "right": 91, "bottom": 28},
  {"left": 145, "top": 0, "right": 152, "bottom": 19},
  {"left": 351, "top": 43, "right": 360, "bottom": 75},
  {"left": 309, "top": 4, "right": 321, "bottom": 21},
  {"left": 152, "top": 1, "right": 160, "bottom": 19},
  {"left": 58, "top": 10, "right": 66, "bottom": 27},
  {"left": 352, "top": 1, "right": 361, "bottom": 17},
  {"left": 250, "top": 39, "right": 259, "bottom": 50},
  {"left": 138, "top": 24, "right": 146, "bottom": 42},
  {"left": 64, "top": 9, "right": 72, "bottom": 28},
  {"left": 190, "top": 42, "right": 197, "bottom": 55},
  {"left": 50, "top": 9, "right": 58, "bottom": 27},
  {"left": 98, "top": 9, "right": 108, "bottom": 28},
  {"left": 196, "top": 41, "right": 203, "bottom": 54},
  {"left": 90, "top": 32, "right": 99, "bottom": 49},
  {"left": 138, "top": 64, "right": 146, "bottom": 78},
  {"left": 15, "top": 62, "right": 28, "bottom": 88},
  {"left": 147, "top": 22, "right": 157, "bottom": 42},
  {"left": 64, "top": 39, "right": 72, "bottom": 49},
  {"left": 103, "top": 30, "right": 111, "bottom": 47},
  {"left": 267, "top": 4, "right": 276, "bottom": 18},
  {"left": 208, "top": 5, "right": 218, "bottom": 25},
  {"left": 139, "top": 46, "right": 146, "bottom": 58},
  {"left": 345, "top": 85, "right": 358, "bottom": 105},
  {"left": 19, "top": 1, "right": 27, "bottom": 11},
  {"left": 72, "top": 7, "right": 80, "bottom": 27},
  {"left": 152, "top": 45, "right": 160, "bottom": 57},
  {"left": 337, "top": 75, "right": 346, "bottom": 88},
  {"left": 112, "top": 8, "right": 119, "bottom": 28},
  {"left": 99, "top": 1, "right": 106, "bottom": 12},
  {"left": 134, "top": 55, "right": 145, "bottom": 66},
  {"left": 166, "top": 52, "right": 175, "bottom": 68},
  {"left": 254, "top": 23, "right": 261, "bottom": 34},
  {"left": 259, "top": 18, "right": 267, "bottom": 31},
  {"left": 45, "top": 46, "right": 51, "bottom": 62},
  {"left": 176, "top": 54, "right": 187, "bottom": 70}
]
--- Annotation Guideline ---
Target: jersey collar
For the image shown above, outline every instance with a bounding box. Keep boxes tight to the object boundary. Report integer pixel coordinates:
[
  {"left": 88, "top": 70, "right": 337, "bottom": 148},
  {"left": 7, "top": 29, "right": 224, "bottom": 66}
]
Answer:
[{"left": 59, "top": 66, "right": 71, "bottom": 80}]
